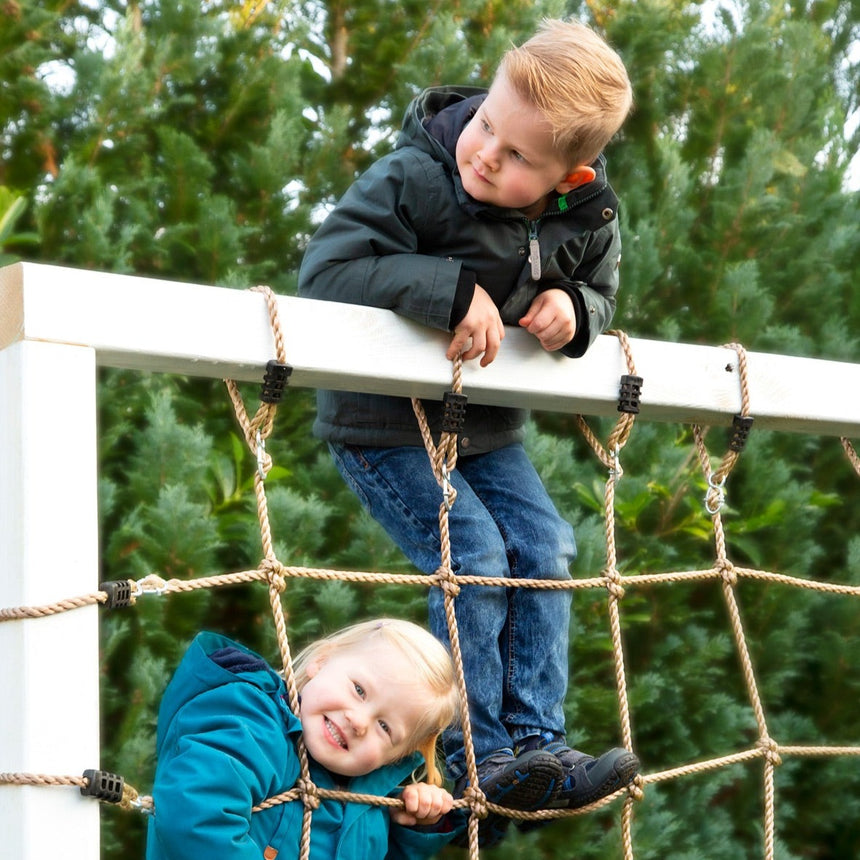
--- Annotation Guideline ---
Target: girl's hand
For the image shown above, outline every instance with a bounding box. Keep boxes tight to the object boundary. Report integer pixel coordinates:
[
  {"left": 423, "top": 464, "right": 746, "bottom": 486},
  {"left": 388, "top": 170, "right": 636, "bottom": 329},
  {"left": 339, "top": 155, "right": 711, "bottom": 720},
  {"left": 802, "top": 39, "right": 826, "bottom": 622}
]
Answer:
[
  {"left": 519, "top": 288, "right": 576, "bottom": 351},
  {"left": 391, "top": 782, "right": 454, "bottom": 827},
  {"left": 447, "top": 284, "right": 505, "bottom": 366}
]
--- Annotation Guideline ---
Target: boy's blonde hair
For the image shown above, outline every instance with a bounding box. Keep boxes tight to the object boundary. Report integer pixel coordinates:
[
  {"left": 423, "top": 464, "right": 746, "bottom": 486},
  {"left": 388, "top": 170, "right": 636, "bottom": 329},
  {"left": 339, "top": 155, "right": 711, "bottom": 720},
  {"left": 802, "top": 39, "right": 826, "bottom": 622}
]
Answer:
[
  {"left": 499, "top": 18, "right": 633, "bottom": 167},
  {"left": 292, "top": 618, "right": 460, "bottom": 786}
]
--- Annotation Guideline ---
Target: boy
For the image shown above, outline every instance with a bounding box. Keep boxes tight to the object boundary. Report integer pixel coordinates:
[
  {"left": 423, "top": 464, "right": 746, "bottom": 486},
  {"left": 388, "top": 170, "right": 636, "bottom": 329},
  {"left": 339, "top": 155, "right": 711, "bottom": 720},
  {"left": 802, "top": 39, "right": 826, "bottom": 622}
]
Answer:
[{"left": 298, "top": 19, "right": 639, "bottom": 845}]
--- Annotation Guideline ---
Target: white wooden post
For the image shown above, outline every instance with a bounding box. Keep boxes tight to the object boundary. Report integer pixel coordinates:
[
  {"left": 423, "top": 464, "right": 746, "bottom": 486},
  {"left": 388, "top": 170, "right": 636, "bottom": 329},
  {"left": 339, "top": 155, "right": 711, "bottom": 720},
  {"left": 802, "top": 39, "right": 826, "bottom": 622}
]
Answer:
[{"left": 0, "top": 339, "right": 101, "bottom": 859}]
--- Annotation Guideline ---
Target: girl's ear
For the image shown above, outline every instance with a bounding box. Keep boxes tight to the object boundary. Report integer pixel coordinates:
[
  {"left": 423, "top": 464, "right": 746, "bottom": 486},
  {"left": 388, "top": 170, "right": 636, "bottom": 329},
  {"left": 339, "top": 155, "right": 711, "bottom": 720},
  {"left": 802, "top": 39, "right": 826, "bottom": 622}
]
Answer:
[{"left": 556, "top": 165, "right": 596, "bottom": 194}]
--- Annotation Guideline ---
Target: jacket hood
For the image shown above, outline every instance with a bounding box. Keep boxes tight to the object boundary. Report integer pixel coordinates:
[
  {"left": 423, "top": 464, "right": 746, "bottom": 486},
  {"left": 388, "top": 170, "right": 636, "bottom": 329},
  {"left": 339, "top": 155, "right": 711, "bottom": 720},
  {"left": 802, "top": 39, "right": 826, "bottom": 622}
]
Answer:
[
  {"left": 155, "top": 631, "right": 294, "bottom": 752},
  {"left": 156, "top": 632, "right": 424, "bottom": 796},
  {"left": 396, "top": 86, "right": 615, "bottom": 221},
  {"left": 397, "top": 85, "right": 486, "bottom": 164}
]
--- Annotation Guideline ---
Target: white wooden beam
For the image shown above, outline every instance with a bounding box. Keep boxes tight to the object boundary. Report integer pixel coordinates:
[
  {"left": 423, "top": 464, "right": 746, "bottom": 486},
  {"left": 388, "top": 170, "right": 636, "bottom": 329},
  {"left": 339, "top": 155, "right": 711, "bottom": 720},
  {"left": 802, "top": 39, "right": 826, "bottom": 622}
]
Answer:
[
  {"left": 2, "top": 261, "right": 859, "bottom": 437},
  {"left": 0, "top": 340, "right": 100, "bottom": 860}
]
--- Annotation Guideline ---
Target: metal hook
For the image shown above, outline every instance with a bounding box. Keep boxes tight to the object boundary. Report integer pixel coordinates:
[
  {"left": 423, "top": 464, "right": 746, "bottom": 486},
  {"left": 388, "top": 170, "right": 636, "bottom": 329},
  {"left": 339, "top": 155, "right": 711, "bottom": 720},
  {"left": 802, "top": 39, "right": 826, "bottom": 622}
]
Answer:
[
  {"left": 441, "top": 463, "right": 453, "bottom": 512},
  {"left": 256, "top": 429, "right": 267, "bottom": 481},
  {"left": 609, "top": 444, "right": 624, "bottom": 483},
  {"left": 705, "top": 473, "right": 727, "bottom": 514},
  {"left": 131, "top": 575, "right": 167, "bottom": 598}
]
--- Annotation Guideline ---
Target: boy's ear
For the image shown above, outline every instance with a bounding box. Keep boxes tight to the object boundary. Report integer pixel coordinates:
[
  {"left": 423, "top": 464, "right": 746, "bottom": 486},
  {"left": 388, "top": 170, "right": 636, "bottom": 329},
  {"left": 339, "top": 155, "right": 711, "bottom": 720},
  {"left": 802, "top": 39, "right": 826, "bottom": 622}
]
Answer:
[{"left": 556, "top": 165, "right": 596, "bottom": 193}]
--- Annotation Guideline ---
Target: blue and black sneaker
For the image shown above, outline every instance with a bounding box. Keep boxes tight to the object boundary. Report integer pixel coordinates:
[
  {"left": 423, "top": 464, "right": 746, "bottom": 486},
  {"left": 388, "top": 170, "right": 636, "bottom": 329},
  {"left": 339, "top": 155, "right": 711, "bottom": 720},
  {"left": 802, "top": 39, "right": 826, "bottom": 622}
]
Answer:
[
  {"left": 515, "top": 733, "right": 640, "bottom": 832},
  {"left": 452, "top": 748, "right": 564, "bottom": 847}
]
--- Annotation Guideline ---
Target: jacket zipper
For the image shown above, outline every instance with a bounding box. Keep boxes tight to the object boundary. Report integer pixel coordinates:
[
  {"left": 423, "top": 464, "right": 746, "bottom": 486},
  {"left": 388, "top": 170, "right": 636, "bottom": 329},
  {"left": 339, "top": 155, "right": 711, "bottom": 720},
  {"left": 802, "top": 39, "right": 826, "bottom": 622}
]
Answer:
[
  {"left": 527, "top": 220, "right": 541, "bottom": 280},
  {"left": 524, "top": 182, "right": 608, "bottom": 282}
]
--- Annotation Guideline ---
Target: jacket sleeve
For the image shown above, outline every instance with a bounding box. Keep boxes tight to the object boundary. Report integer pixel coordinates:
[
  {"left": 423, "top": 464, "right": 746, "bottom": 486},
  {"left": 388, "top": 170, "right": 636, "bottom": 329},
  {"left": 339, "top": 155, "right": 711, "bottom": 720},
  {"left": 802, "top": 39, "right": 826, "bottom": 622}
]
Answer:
[
  {"left": 386, "top": 818, "right": 464, "bottom": 860},
  {"left": 147, "top": 682, "right": 294, "bottom": 860},
  {"left": 298, "top": 150, "right": 463, "bottom": 332},
  {"left": 555, "top": 219, "right": 622, "bottom": 358}
]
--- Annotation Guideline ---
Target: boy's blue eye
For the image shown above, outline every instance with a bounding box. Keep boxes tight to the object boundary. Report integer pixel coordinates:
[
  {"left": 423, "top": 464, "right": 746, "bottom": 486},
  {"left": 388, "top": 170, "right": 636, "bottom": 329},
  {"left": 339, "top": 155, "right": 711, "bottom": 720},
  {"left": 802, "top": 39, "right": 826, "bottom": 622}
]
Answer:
[
  {"left": 481, "top": 118, "right": 492, "bottom": 133},
  {"left": 379, "top": 719, "right": 391, "bottom": 735}
]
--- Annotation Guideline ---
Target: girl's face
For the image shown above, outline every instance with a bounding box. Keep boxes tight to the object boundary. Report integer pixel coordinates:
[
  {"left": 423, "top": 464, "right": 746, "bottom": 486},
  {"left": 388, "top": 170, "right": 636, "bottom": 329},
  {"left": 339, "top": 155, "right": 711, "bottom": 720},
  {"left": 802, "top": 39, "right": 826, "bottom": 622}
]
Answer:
[
  {"left": 455, "top": 71, "right": 574, "bottom": 218},
  {"left": 298, "top": 640, "right": 431, "bottom": 777}
]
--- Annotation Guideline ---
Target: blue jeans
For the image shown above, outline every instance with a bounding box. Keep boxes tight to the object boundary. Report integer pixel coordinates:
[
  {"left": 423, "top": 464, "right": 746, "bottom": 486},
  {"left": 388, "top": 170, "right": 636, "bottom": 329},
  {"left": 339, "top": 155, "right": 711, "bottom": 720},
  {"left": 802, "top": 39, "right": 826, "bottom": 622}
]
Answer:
[{"left": 328, "top": 442, "right": 576, "bottom": 778}]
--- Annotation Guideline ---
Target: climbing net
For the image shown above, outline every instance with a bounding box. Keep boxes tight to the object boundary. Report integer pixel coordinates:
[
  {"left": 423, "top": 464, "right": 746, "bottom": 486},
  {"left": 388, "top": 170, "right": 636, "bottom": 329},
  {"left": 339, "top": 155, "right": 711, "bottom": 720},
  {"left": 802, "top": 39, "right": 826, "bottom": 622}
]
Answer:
[{"left": 2, "top": 285, "right": 859, "bottom": 859}]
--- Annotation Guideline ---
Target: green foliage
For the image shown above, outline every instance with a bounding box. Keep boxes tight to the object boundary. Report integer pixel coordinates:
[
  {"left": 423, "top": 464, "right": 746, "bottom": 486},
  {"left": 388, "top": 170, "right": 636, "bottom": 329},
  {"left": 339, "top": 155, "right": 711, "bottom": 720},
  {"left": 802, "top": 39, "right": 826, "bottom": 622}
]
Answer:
[
  {"left": 1, "top": 1, "right": 859, "bottom": 857},
  {"left": 0, "top": 188, "right": 39, "bottom": 265}
]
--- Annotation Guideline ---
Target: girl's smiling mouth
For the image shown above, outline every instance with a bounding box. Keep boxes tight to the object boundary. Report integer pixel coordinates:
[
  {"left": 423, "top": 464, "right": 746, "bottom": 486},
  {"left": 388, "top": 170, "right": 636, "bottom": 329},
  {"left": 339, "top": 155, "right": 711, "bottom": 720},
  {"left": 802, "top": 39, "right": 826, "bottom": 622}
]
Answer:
[{"left": 325, "top": 717, "right": 348, "bottom": 749}]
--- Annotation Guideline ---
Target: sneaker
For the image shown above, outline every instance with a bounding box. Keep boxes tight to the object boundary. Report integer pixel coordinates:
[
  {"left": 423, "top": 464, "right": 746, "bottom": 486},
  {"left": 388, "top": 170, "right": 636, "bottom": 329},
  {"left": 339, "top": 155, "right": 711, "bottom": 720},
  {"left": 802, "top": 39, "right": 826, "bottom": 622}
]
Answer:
[
  {"left": 515, "top": 733, "right": 639, "bottom": 831},
  {"left": 451, "top": 748, "right": 564, "bottom": 847},
  {"left": 556, "top": 746, "right": 640, "bottom": 808}
]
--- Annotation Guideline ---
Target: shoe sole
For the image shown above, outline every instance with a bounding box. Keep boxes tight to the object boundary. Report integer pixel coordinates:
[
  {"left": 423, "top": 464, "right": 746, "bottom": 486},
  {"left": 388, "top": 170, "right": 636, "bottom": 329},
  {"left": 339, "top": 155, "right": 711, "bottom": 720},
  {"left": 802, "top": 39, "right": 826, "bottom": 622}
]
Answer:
[
  {"left": 452, "top": 751, "right": 564, "bottom": 848},
  {"left": 483, "top": 749, "right": 564, "bottom": 810}
]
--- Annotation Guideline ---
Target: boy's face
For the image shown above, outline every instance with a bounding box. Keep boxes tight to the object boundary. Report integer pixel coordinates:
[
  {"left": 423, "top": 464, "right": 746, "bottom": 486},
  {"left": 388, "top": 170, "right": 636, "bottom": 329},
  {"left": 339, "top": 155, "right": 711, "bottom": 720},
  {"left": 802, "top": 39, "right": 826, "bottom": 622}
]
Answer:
[
  {"left": 455, "top": 71, "right": 575, "bottom": 217},
  {"left": 298, "top": 640, "right": 430, "bottom": 777}
]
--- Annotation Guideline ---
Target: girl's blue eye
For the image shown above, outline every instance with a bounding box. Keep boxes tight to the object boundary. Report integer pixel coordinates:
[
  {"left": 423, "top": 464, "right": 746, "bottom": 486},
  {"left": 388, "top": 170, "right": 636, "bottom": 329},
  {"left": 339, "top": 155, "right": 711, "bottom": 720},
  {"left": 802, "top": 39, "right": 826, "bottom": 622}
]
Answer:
[
  {"left": 354, "top": 682, "right": 365, "bottom": 697},
  {"left": 379, "top": 720, "right": 391, "bottom": 735}
]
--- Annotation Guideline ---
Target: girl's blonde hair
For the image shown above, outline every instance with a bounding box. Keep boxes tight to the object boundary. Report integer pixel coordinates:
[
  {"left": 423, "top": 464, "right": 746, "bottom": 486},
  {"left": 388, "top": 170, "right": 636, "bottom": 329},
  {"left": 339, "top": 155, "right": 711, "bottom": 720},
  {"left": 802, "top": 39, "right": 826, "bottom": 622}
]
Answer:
[
  {"left": 292, "top": 618, "right": 460, "bottom": 786},
  {"left": 499, "top": 18, "right": 633, "bottom": 167}
]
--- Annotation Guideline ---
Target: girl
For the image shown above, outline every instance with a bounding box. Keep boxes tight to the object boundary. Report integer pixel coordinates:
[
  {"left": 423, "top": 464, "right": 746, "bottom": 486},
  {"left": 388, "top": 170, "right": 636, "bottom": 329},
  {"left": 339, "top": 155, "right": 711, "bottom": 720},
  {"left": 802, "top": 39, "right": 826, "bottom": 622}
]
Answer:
[{"left": 146, "top": 618, "right": 462, "bottom": 859}]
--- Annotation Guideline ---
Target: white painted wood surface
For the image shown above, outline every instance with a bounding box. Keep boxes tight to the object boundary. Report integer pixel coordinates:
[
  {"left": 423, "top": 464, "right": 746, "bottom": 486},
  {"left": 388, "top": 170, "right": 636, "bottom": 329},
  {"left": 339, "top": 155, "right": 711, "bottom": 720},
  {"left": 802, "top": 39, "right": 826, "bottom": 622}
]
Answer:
[
  {"left": 0, "top": 340, "right": 101, "bottom": 859},
  {"left": 2, "top": 261, "right": 859, "bottom": 436}
]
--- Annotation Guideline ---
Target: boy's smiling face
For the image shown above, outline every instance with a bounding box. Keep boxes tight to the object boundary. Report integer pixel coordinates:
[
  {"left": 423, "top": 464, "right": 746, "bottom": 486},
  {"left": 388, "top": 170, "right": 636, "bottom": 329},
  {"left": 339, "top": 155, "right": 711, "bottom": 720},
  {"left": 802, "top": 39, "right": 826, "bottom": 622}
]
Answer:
[
  {"left": 455, "top": 71, "right": 578, "bottom": 218},
  {"left": 298, "top": 640, "right": 430, "bottom": 777}
]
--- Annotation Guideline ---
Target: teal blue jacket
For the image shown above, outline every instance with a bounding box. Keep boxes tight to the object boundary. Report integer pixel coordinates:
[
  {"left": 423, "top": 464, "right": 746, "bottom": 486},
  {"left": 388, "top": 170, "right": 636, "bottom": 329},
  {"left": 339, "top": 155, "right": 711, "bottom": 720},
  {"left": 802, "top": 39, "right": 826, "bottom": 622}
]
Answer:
[{"left": 146, "top": 632, "right": 458, "bottom": 860}]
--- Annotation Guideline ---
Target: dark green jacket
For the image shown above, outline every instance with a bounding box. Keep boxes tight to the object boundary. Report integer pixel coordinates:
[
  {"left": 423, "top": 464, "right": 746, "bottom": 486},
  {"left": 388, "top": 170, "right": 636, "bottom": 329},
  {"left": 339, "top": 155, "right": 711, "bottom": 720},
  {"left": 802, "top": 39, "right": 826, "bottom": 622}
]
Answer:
[{"left": 299, "top": 86, "right": 623, "bottom": 454}]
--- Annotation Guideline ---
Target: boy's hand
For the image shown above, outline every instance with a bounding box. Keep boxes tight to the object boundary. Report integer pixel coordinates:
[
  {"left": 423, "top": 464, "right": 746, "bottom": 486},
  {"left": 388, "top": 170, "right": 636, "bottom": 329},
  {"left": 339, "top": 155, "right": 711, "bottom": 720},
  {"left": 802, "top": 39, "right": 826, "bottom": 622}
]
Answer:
[
  {"left": 391, "top": 782, "right": 454, "bottom": 827},
  {"left": 518, "top": 288, "right": 576, "bottom": 352},
  {"left": 447, "top": 284, "right": 505, "bottom": 366}
]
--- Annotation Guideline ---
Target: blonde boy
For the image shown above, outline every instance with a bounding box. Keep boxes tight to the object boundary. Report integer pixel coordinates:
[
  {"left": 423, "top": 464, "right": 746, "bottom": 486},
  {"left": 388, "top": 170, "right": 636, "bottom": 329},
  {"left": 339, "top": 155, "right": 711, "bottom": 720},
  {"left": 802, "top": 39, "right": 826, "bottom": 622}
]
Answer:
[{"left": 299, "top": 19, "right": 639, "bottom": 846}]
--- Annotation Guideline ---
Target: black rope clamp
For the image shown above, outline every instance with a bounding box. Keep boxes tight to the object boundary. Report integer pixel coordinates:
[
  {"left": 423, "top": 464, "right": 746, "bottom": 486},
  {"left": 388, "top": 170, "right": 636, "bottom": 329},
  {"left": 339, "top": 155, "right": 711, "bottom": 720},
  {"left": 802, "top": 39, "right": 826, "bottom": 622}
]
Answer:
[
  {"left": 617, "top": 374, "right": 643, "bottom": 414},
  {"left": 81, "top": 769, "right": 124, "bottom": 804},
  {"left": 101, "top": 580, "right": 133, "bottom": 610},
  {"left": 729, "top": 414, "right": 754, "bottom": 452},
  {"left": 441, "top": 392, "right": 468, "bottom": 434},
  {"left": 260, "top": 360, "right": 292, "bottom": 404}
]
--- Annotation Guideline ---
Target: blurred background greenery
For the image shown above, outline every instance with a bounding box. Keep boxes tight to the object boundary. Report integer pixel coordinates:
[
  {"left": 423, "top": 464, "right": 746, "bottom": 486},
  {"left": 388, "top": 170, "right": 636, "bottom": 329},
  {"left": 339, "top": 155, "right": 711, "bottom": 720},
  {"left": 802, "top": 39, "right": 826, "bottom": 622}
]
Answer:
[{"left": 2, "top": 1, "right": 858, "bottom": 856}]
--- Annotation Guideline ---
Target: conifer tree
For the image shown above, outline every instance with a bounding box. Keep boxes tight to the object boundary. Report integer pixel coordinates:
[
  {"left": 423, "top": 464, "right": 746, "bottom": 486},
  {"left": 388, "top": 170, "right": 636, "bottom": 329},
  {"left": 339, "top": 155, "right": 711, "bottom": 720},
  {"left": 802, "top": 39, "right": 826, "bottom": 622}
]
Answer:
[{"left": 1, "top": 1, "right": 857, "bottom": 857}]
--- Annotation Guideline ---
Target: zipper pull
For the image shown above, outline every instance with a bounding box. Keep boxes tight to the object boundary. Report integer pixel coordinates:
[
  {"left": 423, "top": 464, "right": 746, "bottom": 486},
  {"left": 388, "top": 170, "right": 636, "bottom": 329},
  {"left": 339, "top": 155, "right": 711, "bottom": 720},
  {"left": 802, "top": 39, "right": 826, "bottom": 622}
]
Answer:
[{"left": 527, "top": 222, "right": 541, "bottom": 280}]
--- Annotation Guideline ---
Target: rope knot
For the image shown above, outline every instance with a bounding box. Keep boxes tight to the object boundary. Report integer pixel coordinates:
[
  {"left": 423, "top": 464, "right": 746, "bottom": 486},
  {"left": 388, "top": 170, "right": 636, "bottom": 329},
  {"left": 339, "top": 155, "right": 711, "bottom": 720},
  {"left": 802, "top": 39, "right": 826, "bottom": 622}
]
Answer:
[
  {"left": 297, "top": 778, "right": 320, "bottom": 811},
  {"left": 259, "top": 558, "right": 286, "bottom": 593},
  {"left": 627, "top": 774, "right": 646, "bottom": 801},
  {"left": 435, "top": 567, "right": 461, "bottom": 597},
  {"left": 603, "top": 568, "right": 625, "bottom": 600},
  {"left": 716, "top": 559, "right": 738, "bottom": 586},
  {"left": 757, "top": 736, "right": 782, "bottom": 767},
  {"left": 462, "top": 785, "right": 488, "bottom": 819}
]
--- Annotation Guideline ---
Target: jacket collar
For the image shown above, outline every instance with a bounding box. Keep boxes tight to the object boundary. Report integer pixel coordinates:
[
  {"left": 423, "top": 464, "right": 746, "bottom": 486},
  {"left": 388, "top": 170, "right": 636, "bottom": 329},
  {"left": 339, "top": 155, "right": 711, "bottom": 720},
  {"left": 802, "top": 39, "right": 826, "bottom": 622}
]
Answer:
[{"left": 400, "top": 86, "right": 617, "bottom": 223}]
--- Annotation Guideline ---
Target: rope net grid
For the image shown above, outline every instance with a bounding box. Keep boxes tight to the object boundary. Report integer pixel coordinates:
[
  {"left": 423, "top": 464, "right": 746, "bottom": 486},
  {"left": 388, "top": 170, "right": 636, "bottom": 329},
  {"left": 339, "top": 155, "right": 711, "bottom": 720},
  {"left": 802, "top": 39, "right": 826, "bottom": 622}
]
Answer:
[{"left": 2, "top": 287, "right": 859, "bottom": 859}]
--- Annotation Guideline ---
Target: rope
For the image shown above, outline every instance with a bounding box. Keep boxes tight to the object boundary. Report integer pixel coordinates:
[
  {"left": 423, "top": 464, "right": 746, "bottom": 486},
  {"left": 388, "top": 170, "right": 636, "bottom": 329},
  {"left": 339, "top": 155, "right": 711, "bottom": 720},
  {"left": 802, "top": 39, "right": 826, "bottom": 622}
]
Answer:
[
  {"left": 411, "top": 355, "right": 490, "bottom": 858},
  {"left": 3, "top": 311, "right": 860, "bottom": 860}
]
